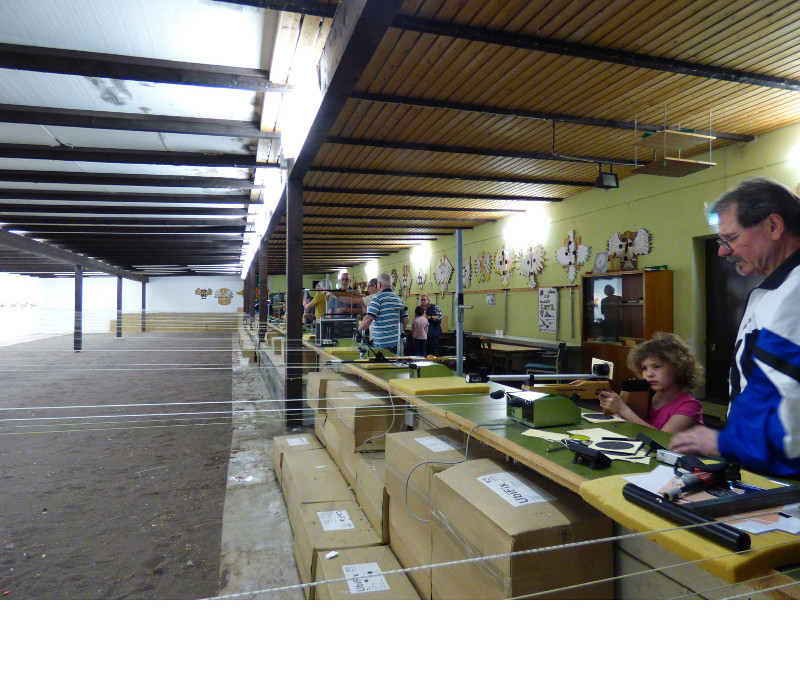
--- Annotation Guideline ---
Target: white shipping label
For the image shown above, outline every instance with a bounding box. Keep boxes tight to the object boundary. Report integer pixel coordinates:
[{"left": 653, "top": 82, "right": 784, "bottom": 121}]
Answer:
[
  {"left": 477, "top": 472, "right": 553, "bottom": 507},
  {"left": 286, "top": 437, "right": 310, "bottom": 447},
  {"left": 415, "top": 436, "right": 456, "bottom": 453},
  {"left": 318, "top": 510, "right": 355, "bottom": 531},
  {"left": 342, "top": 562, "right": 390, "bottom": 594},
  {"left": 343, "top": 381, "right": 360, "bottom": 386},
  {"left": 355, "top": 393, "right": 378, "bottom": 400}
]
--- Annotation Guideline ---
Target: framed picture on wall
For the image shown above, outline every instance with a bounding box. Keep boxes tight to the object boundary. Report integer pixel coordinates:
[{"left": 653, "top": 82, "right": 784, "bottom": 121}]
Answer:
[{"left": 486, "top": 293, "right": 496, "bottom": 306}]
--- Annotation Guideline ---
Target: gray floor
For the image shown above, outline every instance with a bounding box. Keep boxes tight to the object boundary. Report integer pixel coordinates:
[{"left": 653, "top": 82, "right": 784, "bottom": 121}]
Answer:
[{"left": 217, "top": 337, "right": 304, "bottom": 600}]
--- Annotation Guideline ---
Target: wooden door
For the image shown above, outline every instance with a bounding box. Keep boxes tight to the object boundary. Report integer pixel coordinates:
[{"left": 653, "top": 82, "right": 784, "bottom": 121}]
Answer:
[{"left": 704, "top": 239, "right": 762, "bottom": 403}]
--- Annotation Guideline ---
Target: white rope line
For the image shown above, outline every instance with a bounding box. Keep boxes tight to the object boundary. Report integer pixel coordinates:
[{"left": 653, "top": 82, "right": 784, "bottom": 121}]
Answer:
[{"left": 209, "top": 520, "right": 800, "bottom": 600}]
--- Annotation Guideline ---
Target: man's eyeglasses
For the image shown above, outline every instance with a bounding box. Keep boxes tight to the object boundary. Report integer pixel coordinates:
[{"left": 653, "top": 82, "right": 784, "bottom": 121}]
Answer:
[{"left": 716, "top": 221, "right": 760, "bottom": 252}]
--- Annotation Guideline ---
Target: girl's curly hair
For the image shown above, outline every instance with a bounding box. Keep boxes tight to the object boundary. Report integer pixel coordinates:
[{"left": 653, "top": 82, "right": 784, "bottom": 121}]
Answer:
[{"left": 626, "top": 332, "right": 704, "bottom": 393}]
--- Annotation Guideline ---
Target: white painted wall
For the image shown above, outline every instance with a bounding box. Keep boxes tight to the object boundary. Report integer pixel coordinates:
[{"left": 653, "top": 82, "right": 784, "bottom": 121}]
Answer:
[
  {"left": 0, "top": 273, "right": 244, "bottom": 340},
  {"left": 145, "top": 276, "right": 243, "bottom": 312},
  {"left": 0, "top": 273, "right": 45, "bottom": 340}
]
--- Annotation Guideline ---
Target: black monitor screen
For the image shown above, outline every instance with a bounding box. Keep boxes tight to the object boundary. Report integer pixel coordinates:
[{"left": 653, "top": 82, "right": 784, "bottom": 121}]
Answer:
[{"left": 315, "top": 318, "right": 357, "bottom": 342}]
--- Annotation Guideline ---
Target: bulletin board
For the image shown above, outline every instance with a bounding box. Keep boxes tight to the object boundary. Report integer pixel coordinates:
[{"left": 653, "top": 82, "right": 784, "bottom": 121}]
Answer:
[{"left": 538, "top": 287, "right": 558, "bottom": 333}]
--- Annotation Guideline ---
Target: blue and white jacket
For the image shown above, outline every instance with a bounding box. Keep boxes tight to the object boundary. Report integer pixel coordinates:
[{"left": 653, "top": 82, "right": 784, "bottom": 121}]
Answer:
[{"left": 718, "top": 247, "right": 800, "bottom": 476}]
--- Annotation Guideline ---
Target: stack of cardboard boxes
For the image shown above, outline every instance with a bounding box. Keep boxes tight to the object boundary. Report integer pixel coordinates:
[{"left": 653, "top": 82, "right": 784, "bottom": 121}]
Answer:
[{"left": 271, "top": 366, "right": 614, "bottom": 600}]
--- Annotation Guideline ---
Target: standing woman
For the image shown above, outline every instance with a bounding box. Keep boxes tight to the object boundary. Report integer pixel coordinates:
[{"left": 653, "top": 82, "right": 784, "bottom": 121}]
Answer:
[{"left": 420, "top": 294, "right": 443, "bottom": 356}]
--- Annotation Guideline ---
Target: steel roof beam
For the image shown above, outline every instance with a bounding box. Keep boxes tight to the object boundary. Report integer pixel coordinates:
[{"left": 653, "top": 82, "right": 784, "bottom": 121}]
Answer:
[
  {"left": 0, "top": 104, "right": 279, "bottom": 139},
  {"left": 0, "top": 42, "right": 289, "bottom": 92},
  {"left": 0, "top": 230, "right": 147, "bottom": 281}
]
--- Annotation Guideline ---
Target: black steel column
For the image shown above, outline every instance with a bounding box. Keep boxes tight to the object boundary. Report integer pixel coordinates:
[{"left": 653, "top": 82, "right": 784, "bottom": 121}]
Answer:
[
  {"left": 74, "top": 264, "right": 83, "bottom": 352},
  {"left": 285, "top": 175, "right": 303, "bottom": 427},
  {"left": 249, "top": 260, "right": 257, "bottom": 327},
  {"left": 141, "top": 281, "right": 147, "bottom": 332},
  {"left": 116, "top": 275, "right": 123, "bottom": 338},
  {"left": 258, "top": 236, "right": 268, "bottom": 343},
  {"left": 243, "top": 264, "right": 252, "bottom": 325}
]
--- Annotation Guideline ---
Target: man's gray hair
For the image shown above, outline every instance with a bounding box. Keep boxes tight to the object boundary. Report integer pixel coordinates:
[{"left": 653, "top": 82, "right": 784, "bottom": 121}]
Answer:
[
  {"left": 710, "top": 177, "right": 800, "bottom": 236},
  {"left": 378, "top": 272, "right": 392, "bottom": 287}
]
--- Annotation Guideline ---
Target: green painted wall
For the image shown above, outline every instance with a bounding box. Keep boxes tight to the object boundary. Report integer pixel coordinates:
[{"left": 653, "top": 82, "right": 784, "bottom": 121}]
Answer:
[{"left": 348, "top": 120, "right": 800, "bottom": 372}]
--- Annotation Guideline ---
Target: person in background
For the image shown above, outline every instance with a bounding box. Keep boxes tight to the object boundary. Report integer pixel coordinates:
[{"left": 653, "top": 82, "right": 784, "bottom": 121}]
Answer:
[
  {"left": 598, "top": 332, "right": 704, "bottom": 434},
  {"left": 420, "top": 294, "right": 443, "bottom": 356},
  {"left": 304, "top": 281, "right": 329, "bottom": 323},
  {"left": 670, "top": 178, "right": 800, "bottom": 476},
  {"left": 359, "top": 278, "right": 379, "bottom": 341},
  {"left": 412, "top": 305, "right": 429, "bottom": 357},
  {"left": 358, "top": 272, "right": 408, "bottom": 355},
  {"left": 325, "top": 272, "right": 364, "bottom": 316}
]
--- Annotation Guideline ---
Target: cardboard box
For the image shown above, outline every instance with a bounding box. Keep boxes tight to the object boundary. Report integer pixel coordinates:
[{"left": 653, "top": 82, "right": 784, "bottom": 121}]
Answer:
[
  {"left": 354, "top": 452, "right": 389, "bottom": 544},
  {"left": 430, "top": 458, "right": 614, "bottom": 600},
  {"left": 314, "top": 546, "right": 419, "bottom": 600},
  {"left": 314, "top": 412, "right": 326, "bottom": 441},
  {"left": 290, "top": 499, "right": 381, "bottom": 598},
  {"left": 384, "top": 428, "right": 505, "bottom": 598},
  {"left": 273, "top": 336, "right": 285, "bottom": 358},
  {"left": 272, "top": 433, "right": 323, "bottom": 485},
  {"left": 306, "top": 371, "right": 346, "bottom": 412},
  {"left": 326, "top": 389, "right": 406, "bottom": 452},
  {"left": 282, "top": 449, "right": 353, "bottom": 514},
  {"left": 320, "top": 415, "right": 358, "bottom": 487}
]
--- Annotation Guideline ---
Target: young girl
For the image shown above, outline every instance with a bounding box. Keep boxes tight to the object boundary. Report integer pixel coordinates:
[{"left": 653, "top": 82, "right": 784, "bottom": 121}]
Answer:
[
  {"left": 598, "top": 332, "right": 704, "bottom": 434},
  {"left": 412, "top": 305, "right": 429, "bottom": 356}
]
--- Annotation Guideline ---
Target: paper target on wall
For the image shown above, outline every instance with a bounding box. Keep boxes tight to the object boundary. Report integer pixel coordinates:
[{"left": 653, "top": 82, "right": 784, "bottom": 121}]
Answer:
[
  {"left": 555, "top": 230, "right": 591, "bottom": 283},
  {"left": 494, "top": 244, "right": 515, "bottom": 287},
  {"left": 608, "top": 228, "right": 652, "bottom": 270},
  {"left": 416, "top": 269, "right": 427, "bottom": 291},
  {"left": 434, "top": 255, "right": 454, "bottom": 297},
  {"left": 400, "top": 265, "right": 413, "bottom": 298},
  {"left": 462, "top": 256, "right": 472, "bottom": 288},
  {"left": 518, "top": 244, "right": 545, "bottom": 289},
  {"left": 390, "top": 269, "right": 399, "bottom": 291},
  {"left": 474, "top": 251, "right": 492, "bottom": 283}
]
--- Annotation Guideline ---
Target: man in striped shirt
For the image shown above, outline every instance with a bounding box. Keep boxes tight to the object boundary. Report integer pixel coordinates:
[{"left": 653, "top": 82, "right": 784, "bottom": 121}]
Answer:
[{"left": 358, "top": 272, "right": 408, "bottom": 354}]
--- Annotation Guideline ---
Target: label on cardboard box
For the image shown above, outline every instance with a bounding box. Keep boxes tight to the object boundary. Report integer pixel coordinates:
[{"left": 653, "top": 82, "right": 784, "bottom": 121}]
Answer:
[
  {"left": 342, "top": 562, "right": 390, "bottom": 594},
  {"left": 355, "top": 392, "right": 378, "bottom": 400},
  {"left": 415, "top": 436, "right": 456, "bottom": 453},
  {"left": 477, "top": 472, "right": 553, "bottom": 507},
  {"left": 318, "top": 510, "right": 355, "bottom": 531},
  {"left": 343, "top": 381, "right": 360, "bottom": 386},
  {"left": 286, "top": 437, "right": 310, "bottom": 447}
]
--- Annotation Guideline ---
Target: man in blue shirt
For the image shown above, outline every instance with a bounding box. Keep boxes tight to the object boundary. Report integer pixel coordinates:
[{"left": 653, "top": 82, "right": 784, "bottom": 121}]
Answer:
[
  {"left": 358, "top": 272, "right": 408, "bottom": 354},
  {"left": 671, "top": 178, "right": 800, "bottom": 476},
  {"left": 420, "top": 294, "right": 443, "bottom": 356}
]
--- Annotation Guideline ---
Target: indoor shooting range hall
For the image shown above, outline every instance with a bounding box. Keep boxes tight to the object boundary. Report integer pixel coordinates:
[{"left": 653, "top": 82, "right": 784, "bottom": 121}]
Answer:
[{"left": 1, "top": 0, "right": 799, "bottom": 680}]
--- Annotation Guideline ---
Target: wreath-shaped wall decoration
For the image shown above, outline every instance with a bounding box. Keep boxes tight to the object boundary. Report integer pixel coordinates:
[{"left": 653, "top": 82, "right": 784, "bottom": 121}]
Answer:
[
  {"left": 416, "top": 269, "right": 427, "bottom": 291},
  {"left": 555, "top": 230, "right": 591, "bottom": 283},
  {"left": 390, "top": 269, "right": 399, "bottom": 291},
  {"left": 607, "top": 228, "right": 652, "bottom": 270},
  {"left": 518, "top": 244, "right": 546, "bottom": 289},
  {"left": 462, "top": 256, "right": 472, "bottom": 288},
  {"left": 473, "top": 251, "right": 492, "bottom": 283},
  {"left": 494, "top": 244, "right": 515, "bottom": 287},
  {"left": 434, "top": 255, "right": 454, "bottom": 297}
]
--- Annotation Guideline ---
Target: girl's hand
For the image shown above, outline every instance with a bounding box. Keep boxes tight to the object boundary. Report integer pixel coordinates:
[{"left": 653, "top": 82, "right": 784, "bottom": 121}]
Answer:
[{"left": 598, "top": 389, "right": 624, "bottom": 415}]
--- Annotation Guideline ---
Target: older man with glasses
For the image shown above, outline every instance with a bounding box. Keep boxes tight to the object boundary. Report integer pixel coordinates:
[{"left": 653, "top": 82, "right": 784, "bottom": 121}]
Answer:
[
  {"left": 671, "top": 177, "right": 800, "bottom": 476},
  {"left": 325, "top": 272, "right": 364, "bottom": 317}
]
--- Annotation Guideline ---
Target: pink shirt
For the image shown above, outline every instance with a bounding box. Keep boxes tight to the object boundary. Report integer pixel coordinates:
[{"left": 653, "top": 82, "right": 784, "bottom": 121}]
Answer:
[
  {"left": 412, "top": 315, "right": 428, "bottom": 339},
  {"left": 647, "top": 392, "right": 704, "bottom": 430}
]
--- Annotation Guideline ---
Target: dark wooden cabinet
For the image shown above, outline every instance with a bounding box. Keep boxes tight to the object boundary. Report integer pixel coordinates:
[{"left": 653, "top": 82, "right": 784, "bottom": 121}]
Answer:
[{"left": 580, "top": 269, "right": 673, "bottom": 389}]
